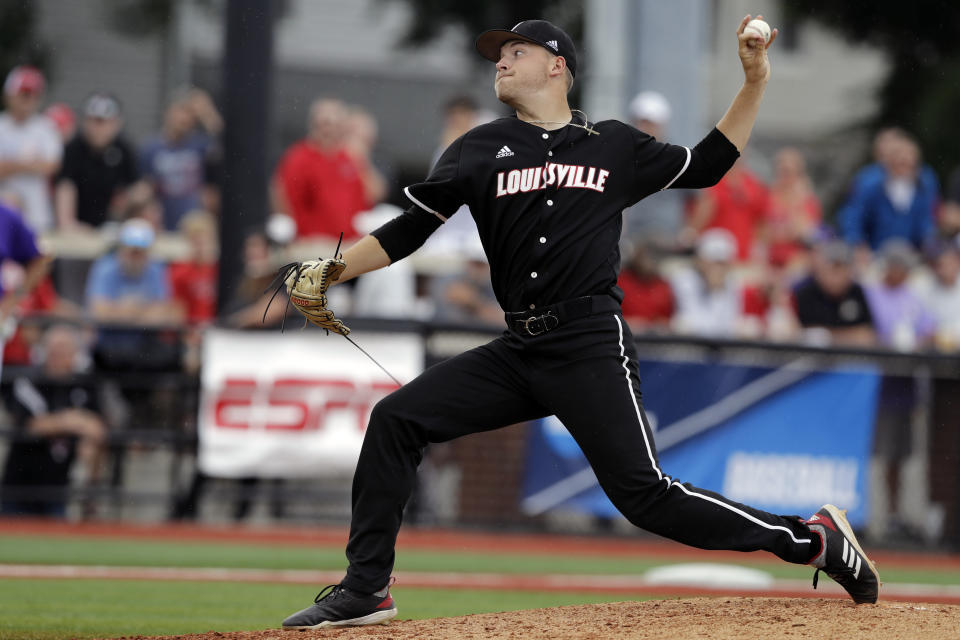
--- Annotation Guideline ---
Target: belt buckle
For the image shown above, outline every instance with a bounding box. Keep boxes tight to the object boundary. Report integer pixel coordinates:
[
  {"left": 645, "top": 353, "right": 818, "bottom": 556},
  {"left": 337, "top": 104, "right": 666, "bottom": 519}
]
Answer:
[{"left": 522, "top": 311, "right": 558, "bottom": 336}]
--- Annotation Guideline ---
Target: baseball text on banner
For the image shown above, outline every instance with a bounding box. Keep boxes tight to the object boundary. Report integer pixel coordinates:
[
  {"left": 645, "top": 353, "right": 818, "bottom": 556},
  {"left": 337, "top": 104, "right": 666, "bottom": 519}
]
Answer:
[
  {"left": 198, "top": 329, "right": 423, "bottom": 478},
  {"left": 521, "top": 360, "right": 880, "bottom": 527}
]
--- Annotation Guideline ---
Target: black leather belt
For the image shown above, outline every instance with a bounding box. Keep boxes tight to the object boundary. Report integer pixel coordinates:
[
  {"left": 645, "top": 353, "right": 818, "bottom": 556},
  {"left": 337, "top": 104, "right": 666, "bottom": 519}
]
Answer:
[{"left": 505, "top": 295, "right": 620, "bottom": 336}]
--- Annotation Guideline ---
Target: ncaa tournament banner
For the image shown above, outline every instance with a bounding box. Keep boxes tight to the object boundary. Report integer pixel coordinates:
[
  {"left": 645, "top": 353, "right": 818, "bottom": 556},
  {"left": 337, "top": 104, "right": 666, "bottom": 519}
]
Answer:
[
  {"left": 521, "top": 359, "right": 880, "bottom": 527},
  {"left": 198, "top": 329, "right": 422, "bottom": 478}
]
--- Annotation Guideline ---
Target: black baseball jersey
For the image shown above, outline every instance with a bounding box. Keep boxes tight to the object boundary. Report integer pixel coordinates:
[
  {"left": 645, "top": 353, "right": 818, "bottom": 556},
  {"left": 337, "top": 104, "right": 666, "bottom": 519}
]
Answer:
[
  {"left": 372, "top": 114, "right": 739, "bottom": 311},
  {"left": 346, "top": 115, "right": 828, "bottom": 598}
]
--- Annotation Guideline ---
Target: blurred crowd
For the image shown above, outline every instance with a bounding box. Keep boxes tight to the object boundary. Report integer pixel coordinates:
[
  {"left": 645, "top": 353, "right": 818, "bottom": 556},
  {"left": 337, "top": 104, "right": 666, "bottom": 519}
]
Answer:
[
  {"left": 2, "top": 63, "right": 960, "bottom": 519},
  {"left": 0, "top": 64, "right": 957, "bottom": 376},
  {"left": 617, "top": 91, "right": 960, "bottom": 354}
]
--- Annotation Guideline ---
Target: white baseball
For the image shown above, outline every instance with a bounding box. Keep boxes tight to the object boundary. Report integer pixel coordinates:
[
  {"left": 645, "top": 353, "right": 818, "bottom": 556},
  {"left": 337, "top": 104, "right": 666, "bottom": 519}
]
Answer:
[{"left": 744, "top": 18, "right": 771, "bottom": 43}]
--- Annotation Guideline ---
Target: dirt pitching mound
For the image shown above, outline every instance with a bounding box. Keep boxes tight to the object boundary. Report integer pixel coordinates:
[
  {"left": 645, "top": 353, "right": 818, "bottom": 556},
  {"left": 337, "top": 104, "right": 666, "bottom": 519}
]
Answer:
[{"left": 106, "top": 597, "right": 960, "bottom": 640}]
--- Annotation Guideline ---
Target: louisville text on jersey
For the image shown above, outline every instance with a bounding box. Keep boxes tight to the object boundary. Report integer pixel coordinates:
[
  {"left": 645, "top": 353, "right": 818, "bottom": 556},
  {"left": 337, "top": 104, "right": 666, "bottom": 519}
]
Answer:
[{"left": 496, "top": 163, "right": 610, "bottom": 197}]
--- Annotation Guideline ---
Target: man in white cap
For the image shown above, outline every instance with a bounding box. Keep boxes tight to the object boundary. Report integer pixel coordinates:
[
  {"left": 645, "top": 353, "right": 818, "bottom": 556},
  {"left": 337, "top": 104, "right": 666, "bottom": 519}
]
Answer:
[
  {"left": 621, "top": 91, "right": 688, "bottom": 250},
  {"left": 669, "top": 228, "right": 745, "bottom": 336}
]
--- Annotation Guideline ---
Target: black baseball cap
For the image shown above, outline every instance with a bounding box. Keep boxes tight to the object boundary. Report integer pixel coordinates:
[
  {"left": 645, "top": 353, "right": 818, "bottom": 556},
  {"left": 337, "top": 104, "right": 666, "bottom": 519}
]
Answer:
[{"left": 476, "top": 20, "right": 577, "bottom": 77}]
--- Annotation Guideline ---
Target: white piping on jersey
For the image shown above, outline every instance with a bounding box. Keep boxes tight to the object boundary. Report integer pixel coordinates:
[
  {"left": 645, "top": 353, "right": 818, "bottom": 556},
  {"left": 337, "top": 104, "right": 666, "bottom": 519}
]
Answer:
[
  {"left": 660, "top": 146, "right": 691, "bottom": 191},
  {"left": 612, "top": 314, "right": 811, "bottom": 547},
  {"left": 14, "top": 377, "right": 48, "bottom": 416},
  {"left": 403, "top": 186, "right": 447, "bottom": 223}
]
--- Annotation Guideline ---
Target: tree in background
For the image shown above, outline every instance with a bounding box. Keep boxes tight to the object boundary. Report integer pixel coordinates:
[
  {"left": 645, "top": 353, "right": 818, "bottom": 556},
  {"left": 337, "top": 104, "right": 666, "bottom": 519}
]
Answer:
[
  {"left": 0, "top": 0, "right": 50, "bottom": 79},
  {"left": 790, "top": 1, "right": 960, "bottom": 179}
]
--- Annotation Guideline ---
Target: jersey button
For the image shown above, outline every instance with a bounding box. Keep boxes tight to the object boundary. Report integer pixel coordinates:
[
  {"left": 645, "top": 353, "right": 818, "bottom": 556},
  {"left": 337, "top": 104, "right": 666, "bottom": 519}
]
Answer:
[
  {"left": 548, "top": 150, "right": 553, "bottom": 156},
  {"left": 530, "top": 271, "right": 538, "bottom": 278},
  {"left": 541, "top": 133, "right": 549, "bottom": 139},
  {"left": 546, "top": 199, "right": 553, "bottom": 206},
  {"left": 529, "top": 304, "right": 536, "bottom": 309},
  {"left": 539, "top": 236, "right": 546, "bottom": 243}
]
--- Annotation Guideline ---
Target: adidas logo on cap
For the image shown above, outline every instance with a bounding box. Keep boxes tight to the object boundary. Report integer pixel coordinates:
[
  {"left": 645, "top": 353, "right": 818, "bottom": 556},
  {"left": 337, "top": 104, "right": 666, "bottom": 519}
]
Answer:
[
  {"left": 496, "top": 145, "right": 514, "bottom": 158},
  {"left": 546, "top": 40, "right": 558, "bottom": 50}
]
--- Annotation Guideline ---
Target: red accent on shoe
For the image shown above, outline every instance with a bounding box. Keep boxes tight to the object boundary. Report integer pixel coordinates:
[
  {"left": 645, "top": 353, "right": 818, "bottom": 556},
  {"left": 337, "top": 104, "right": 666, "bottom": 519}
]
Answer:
[
  {"left": 806, "top": 513, "right": 837, "bottom": 532},
  {"left": 376, "top": 595, "right": 394, "bottom": 610}
]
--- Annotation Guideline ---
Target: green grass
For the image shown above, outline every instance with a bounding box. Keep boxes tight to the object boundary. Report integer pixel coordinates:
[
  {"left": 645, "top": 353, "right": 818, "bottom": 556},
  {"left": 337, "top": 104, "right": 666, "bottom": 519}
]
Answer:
[
  {"left": 3, "top": 534, "right": 959, "bottom": 585},
  {"left": 1, "top": 532, "right": 960, "bottom": 639},
  {"left": 0, "top": 579, "right": 642, "bottom": 640}
]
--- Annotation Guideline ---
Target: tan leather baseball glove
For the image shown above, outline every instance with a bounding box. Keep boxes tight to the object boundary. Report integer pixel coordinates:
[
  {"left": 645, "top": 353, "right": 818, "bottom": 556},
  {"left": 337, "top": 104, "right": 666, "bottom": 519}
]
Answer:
[{"left": 284, "top": 258, "right": 350, "bottom": 335}]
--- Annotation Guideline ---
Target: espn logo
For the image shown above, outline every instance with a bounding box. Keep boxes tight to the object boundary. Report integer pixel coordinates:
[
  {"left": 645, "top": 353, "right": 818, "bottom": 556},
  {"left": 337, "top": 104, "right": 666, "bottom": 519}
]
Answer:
[{"left": 212, "top": 377, "right": 399, "bottom": 432}]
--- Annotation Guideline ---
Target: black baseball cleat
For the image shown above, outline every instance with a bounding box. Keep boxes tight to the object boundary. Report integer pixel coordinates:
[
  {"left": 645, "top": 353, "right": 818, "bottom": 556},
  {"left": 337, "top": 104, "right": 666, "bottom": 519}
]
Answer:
[
  {"left": 281, "top": 583, "right": 397, "bottom": 629},
  {"left": 805, "top": 504, "right": 880, "bottom": 604}
]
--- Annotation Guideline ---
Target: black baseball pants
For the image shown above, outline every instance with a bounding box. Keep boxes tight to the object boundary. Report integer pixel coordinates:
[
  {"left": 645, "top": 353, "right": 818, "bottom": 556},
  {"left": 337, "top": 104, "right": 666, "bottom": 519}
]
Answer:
[{"left": 342, "top": 305, "right": 818, "bottom": 593}]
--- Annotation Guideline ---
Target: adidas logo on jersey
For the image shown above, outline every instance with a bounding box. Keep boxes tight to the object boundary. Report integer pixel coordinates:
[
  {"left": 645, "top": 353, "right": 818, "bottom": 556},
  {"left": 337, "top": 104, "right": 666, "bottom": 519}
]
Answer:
[{"left": 496, "top": 146, "right": 515, "bottom": 158}]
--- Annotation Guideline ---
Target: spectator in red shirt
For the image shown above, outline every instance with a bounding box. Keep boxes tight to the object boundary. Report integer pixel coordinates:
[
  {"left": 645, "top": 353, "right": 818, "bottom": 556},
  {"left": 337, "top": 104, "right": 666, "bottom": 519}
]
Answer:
[
  {"left": 617, "top": 241, "right": 674, "bottom": 332},
  {"left": 272, "top": 99, "right": 383, "bottom": 240},
  {"left": 1, "top": 276, "right": 83, "bottom": 365},
  {"left": 686, "top": 157, "right": 770, "bottom": 261},
  {"left": 168, "top": 209, "right": 218, "bottom": 325},
  {"left": 765, "top": 147, "right": 822, "bottom": 268}
]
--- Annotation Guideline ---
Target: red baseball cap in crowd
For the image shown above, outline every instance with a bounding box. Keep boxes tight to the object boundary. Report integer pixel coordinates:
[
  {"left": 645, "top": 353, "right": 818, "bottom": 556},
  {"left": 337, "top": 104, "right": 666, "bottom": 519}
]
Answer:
[
  {"left": 44, "top": 103, "right": 76, "bottom": 136},
  {"left": 4, "top": 66, "right": 45, "bottom": 96}
]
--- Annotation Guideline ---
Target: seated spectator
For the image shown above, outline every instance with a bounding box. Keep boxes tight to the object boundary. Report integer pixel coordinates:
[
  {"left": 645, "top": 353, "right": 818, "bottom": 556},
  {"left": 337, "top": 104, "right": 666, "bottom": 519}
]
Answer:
[
  {"left": 140, "top": 92, "right": 218, "bottom": 230},
  {"left": 2, "top": 273, "right": 82, "bottom": 366},
  {"left": 765, "top": 147, "right": 822, "bottom": 267},
  {"left": 669, "top": 229, "right": 745, "bottom": 337},
  {"left": 351, "top": 205, "right": 419, "bottom": 319},
  {"left": 740, "top": 263, "right": 802, "bottom": 342},
  {"left": 793, "top": 241, "right": 875, "bottom": 347},
  {"left": 1, "top": 324, "right": 106, "bottom": 517},
  {"left": 0, "top": 66, "right": 62, "bottom": 232},
  {"left": 430, "top": 239, "right": 502, "bottom": 327},
  {"left": 622, "top": 91, "right": 689, "bottom": 250},
  {"left": 686, "top": 157, "right": 770, "bottom": 262},
  {"left": 618, "top": 240, "right": 674, "bottom": 332},
  {"left": 85, "top": 218, "right": 178, "bottom": 326},
  {"left": 840, "top": 133, "right": 937, "bottom": 254},
  {"left": 55, "top": 92, "right": 140, "bottom": 230},
  {"left": 169, "top": 210, "right": 218, "bottom": 326},
  {"left": 421, "top": 95, "right": 491, "bottom": 258},
  {"left": 85, "top": 218, "right": 181, "bottom": 370},
  {"left": 916, "top": 242, "right": 960, "bottom": 351},
  {"left": 271, "top": 98, "right": 377, "bottom": 240},
  {"left": 224, "top": 230, "right": 292, "bottom": 328},
  {"left": 864, "top": 240, "right": 936, "bottom": 351}
]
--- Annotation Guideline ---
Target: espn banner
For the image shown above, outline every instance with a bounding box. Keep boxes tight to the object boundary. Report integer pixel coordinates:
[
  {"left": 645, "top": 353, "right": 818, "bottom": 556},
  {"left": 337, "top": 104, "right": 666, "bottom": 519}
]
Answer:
[
  {"left": 198, "top": 329, "right": 423, "bottom": 478},
  {"left": 521, "top": 359, "right": 880, "bottom": 527}
]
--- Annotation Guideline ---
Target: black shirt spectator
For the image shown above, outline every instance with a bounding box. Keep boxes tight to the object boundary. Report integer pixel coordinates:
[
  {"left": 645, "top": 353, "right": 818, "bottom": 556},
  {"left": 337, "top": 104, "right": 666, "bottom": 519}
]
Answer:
[
  {"left": 795, "top": 277, "right": 872, "bottom": 328},
  {"left": 794, "top": 241, "right": 875, "bottom": 347},
  {"left": 1, "top": 325, "right": 105, "bottom": 517},
  {"left": 55, "top": 93, "right": 139, "bottom": 229}
]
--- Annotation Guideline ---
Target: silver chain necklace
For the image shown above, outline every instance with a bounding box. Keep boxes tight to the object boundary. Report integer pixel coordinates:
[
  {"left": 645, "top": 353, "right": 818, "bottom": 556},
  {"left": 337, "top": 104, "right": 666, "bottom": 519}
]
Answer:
[{"left": 525, "top": 109, "right": 599, "bottom": 136}]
